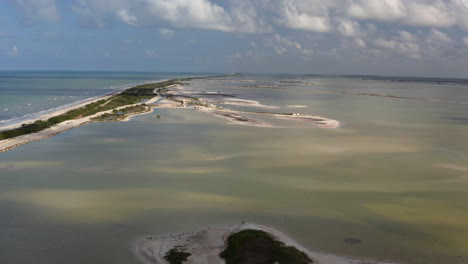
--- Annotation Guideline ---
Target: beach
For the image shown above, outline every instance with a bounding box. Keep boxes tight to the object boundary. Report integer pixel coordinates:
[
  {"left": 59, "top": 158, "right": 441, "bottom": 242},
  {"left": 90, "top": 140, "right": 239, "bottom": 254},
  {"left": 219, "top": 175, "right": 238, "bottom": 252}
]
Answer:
[
  {"left": 0, "top": 79, "right": 340, "bottom": 152},
  {"left": 135, "top": 222, "right": 396, "bottom": 264}
]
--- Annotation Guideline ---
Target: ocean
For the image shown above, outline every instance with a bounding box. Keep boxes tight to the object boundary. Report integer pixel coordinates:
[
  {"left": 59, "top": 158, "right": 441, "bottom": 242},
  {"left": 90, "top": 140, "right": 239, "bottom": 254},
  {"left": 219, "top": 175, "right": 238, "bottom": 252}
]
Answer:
[
  {"left": 0, "top": 71, "right": 204, "bottom": 129},
  {"left": 1, "top": 72, "right": 468, "bottom": 264}
]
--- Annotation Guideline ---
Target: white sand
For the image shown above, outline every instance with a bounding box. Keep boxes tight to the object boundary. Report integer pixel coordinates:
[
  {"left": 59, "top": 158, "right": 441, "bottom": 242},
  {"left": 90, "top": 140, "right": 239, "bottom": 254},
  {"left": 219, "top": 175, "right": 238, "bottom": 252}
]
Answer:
[
  {"left": 221, "top": 98, "right": 278, "bottom": 109},
  {"left": 287, "top": 105, "right": 308, "bottom": 108},
  {"left": 273, "top": 114, "right": 340, "bottom": 128},
  {"left": 134, "top": 222, "right": 397, "bottom": 264},
  {"left": 1, "top": 81, "right": 340, "bottom": 152},
  {"left": 0, "top": 91, "right": 120, "bottom": 132},
  {"left": 0, "top": 99, "right": 152, "bottom": 153},
  {"left": 197, "top": 107, "right": 272, "bottom": 128}
]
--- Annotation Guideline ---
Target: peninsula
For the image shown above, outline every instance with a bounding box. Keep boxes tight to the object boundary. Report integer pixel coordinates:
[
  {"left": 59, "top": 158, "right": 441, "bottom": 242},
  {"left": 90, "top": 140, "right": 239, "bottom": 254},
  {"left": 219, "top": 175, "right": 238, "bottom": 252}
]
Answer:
[{"left": 0, "top": 76, "right": 339, "bottom": 153}]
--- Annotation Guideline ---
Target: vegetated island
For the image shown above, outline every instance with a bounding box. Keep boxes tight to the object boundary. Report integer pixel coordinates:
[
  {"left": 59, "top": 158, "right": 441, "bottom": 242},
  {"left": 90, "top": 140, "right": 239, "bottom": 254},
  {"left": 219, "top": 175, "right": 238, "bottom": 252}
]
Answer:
[
  {"left": 0, "top": 76, "right": 339, "bottom": 153},
  {"left": 134, "top": 222, "right": 396, "bottom": 264}
]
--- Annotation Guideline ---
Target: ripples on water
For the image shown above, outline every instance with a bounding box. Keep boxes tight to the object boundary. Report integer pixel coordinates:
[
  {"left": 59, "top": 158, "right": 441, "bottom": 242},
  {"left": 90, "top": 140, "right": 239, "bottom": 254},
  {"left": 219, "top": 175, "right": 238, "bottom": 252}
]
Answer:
[{"left": 1, "top": 73, "right": 468, "bottom": 264}]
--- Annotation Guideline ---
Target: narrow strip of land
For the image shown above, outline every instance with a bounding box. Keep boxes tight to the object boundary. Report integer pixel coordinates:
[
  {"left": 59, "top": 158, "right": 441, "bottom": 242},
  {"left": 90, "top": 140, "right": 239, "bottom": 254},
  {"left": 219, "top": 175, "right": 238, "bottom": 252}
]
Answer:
[{"left": 0, "top": 76, "right": 340, "bottom": 153}]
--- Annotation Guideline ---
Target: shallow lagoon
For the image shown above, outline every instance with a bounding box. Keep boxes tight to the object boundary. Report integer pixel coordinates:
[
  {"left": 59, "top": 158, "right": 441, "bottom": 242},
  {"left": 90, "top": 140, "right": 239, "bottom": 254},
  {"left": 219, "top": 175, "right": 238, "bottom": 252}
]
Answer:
[{"left": 1, "top": 75, "right": 468, "bottom": 264}]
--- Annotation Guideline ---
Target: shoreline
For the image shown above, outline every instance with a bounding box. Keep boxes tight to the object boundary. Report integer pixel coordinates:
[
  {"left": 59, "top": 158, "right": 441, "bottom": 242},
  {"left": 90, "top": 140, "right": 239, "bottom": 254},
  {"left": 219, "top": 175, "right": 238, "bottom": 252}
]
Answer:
[
  {"left": 0, "top": 78, "right": 177, "bottom": 153},
  {"left": 134, "top": 222, "right": 397, "bottom": 264},
  {"left": 0, "top": 101, "right": 145, "bottom": 152},
  {"left": 0, "top": 77, "right": 340, "bottom": 153},
  {"left": 0, "top": 79, "right": 168, "bottom": 132}
]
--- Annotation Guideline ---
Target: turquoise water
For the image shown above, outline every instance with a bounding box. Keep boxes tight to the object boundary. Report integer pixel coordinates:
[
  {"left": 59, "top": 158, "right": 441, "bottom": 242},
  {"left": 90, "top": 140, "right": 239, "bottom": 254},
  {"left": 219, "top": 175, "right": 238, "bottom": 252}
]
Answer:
[{"left": 1, "top": 73, "right": 468, "bottom": 264}]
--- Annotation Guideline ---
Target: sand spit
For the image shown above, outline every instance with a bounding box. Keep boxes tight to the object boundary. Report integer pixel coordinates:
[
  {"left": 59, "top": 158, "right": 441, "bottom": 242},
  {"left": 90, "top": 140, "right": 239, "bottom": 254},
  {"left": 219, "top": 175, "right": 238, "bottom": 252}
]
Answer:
[
  {"left": 0, "top": 102, "right": 145, "bottom": 152},
  {"left": 198, "top": 108, "right": 272, "bottom": 127},
  {"left": 193, "top": 97, "right": 278, "bottom": 109},
  {"left": 221, "top": 98, "right": 278, "bottom": 109},
  {"left": 134, "top": 222, "right": 397, "bottom": 264},
  {"left": 287, "top": 105, "right": 308, "bottom": 108},
  {"left": 273, "top": 114, "right": 340, "bottom": 128},
  {"left": 0, "top": 90, "right": 122, "bottom": 132},
  {"left": 0, "top": 78, "right": 340, "bottom": 153}
]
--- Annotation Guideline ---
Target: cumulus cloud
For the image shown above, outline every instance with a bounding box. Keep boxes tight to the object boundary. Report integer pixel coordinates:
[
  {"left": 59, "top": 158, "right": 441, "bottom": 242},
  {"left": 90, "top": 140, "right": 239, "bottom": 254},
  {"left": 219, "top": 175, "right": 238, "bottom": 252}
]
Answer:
[
  {"left": 354, "top": 37, "right": 366, "bottom": 48},
  {"left": 273, "top": 46, "right": 288, "bottom": 56},
  {"left": 373, "top": 37, "right": 421, "bottom": 59},
  {"left": 8, "top": 45, "right": 19, "bottom": 56},
  {"left": 346, "top": 0, "right": 468, "bottom": 29},
  {"left": 276, "top": 0, "right": 332, "bottom": 32},
  {"left": 159, "top": 28, "right": 175, "bottom": 39},
  {"left": 12, "top": 0, "right": 60, "bottom": 23},
  {"left": 116, "top": 9, "right": 137, "bottom": 25},
  {"left": 5, "top": 0, "right": 468, "bottom": 75},
  {"left": 428, "top": 29, "right": 453, "bottom": 43},
  {"left": 398, "top": 30, "right": 415, "bottom": 42},
  {"left": 11, "top": 0, "right": 468, "bottom": 33},
  {"left": 71, "top": 0, "right": 269, "bottom": 33},
  {"left": 347, "top": 0, "right": 406, "bottom": 22},
  {"left": 336, "top": 19, "right": 362, "bottom": 37},
  {"left": 265, "top": 33, "right": 317, "bottom": 59},
  {"left": 145, "top": 49, "right": 158, "bottom": 58}
]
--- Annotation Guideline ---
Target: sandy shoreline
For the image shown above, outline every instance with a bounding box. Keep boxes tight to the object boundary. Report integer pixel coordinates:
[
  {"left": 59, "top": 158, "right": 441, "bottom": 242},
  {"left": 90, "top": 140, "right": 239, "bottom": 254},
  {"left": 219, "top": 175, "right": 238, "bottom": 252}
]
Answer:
[
  {"left": 0, "top": 90, "right": 120, "bottom": 132},
  {"left": 134, "top": 222, "right": 396, "bottom": 264},
  {"left": 0, "top": 101, "right": 144, "bottom": 152},
  {"left": 0, "top": 79, "right": 169, "bottom": 132},
  {"left": 0, "top": 79, "right": 340, "bottom": 153}
]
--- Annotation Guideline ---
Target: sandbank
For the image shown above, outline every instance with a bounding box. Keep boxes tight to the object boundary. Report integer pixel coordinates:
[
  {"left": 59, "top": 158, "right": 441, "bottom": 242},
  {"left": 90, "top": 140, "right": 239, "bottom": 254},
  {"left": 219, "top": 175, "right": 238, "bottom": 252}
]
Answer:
[{"left": 134, "top": 222, "right": 397, "bottom": 264}]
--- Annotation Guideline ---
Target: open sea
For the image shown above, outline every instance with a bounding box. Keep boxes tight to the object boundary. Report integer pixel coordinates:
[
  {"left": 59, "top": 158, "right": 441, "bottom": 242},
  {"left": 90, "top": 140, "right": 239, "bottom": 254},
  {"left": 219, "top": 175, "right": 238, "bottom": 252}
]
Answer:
[
  {"left": 0, "top": 71, "right": 203, "bottom": 129},
  {"left": 1, "top": 72, "right": 468, "bottom": 264}
]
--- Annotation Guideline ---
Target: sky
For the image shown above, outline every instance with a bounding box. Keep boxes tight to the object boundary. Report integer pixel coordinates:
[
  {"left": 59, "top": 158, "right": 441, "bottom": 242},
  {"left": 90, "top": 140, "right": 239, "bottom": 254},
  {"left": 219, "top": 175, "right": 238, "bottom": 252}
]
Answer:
[{"left": 1, "top": 0, "right": 468, "bottom": 78}]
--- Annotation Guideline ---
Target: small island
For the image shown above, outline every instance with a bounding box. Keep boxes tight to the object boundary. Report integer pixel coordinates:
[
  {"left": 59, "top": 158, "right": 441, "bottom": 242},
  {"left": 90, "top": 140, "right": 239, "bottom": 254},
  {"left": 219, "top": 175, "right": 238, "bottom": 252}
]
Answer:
[
  {"left": 134, "top": 222, "right": 395, "bottom": 264},
  {"left": 220, "top": 229, "right": 313, "bottom": 264}
]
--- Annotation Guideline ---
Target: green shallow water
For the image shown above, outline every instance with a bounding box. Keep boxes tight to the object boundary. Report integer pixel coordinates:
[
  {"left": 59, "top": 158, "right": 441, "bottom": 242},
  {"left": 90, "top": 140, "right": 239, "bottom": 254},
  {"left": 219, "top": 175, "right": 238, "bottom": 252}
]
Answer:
[{"left": 1, "top": 75, "right": 468, "bottom": 264}]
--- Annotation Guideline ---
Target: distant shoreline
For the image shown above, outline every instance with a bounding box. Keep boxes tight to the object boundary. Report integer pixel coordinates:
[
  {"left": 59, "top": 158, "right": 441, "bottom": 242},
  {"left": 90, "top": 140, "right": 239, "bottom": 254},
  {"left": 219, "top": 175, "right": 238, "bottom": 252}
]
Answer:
[
  {"left": 0, "top": 74, "right": 340, "bottom": 153},
  {"left": 0, "top": 78, "right": 189, "bottom": 152}
]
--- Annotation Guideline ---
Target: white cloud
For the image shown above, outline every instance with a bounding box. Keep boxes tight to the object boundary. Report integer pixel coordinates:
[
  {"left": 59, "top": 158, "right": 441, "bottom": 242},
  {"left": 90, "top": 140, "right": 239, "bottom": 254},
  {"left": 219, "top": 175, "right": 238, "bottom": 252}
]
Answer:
[
  {"left": 71, "top": 0, "right": 269, "bottom": 33},
  {"left": 141, "top": 0, "right": 231, "bottom": 31},
  {"left": 12, "top": 0, "right": 60, "bottom": 23},
  {"left": 354, "top": 38, "right": 366, "bottom": 48},
  {"left": 374, "top": 38, "right": 398, "bottom": 49},
  {"left": 8, "top": 45, "right": 19, "bottom": 56},
  {"left": 405, "top": 1, "right": 454, "bottom": 28},
  {"left": 464, "top": 37, "right": 468, "bottom": 47},
  {"left": 347, "top": 0, "right": 406, "bottom": 22},
  {"left": 145, "top": 49, "right": 158, "bottom": 58},
  {"left": 117, "top": 9, "right": 137, "bottom": 25},
  {"left": 428, "top": 29, "right": 452, "bottom": 43},
  {"left": 267, "top": 34, "right": 305, "bottom": 56},
  {"left": 373, "top": 38, "right": 421, "bottom": 59},
  {"left": 398, "top": 30, "right": 414, "bottom": 42},
  {"left": 274, "top": 46, "right": 288, "bottom": 56},
  {"left": 336, "top": 19, "right": 362, "bottom": 37},
  {"left": 278, "top": 1, "right": 332, "bottom": 32},
  {"left": 346, "top": 0, "right": 468, "bottom": 29},
  {"left": 273, "top": 34, "right": 302, "bottom": 49},
  {"left": 64, "top": 0, "right": 468, "bottom": 35},
  {"left": 159, "top": 28, "right": 175, "bottom": 39}
]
